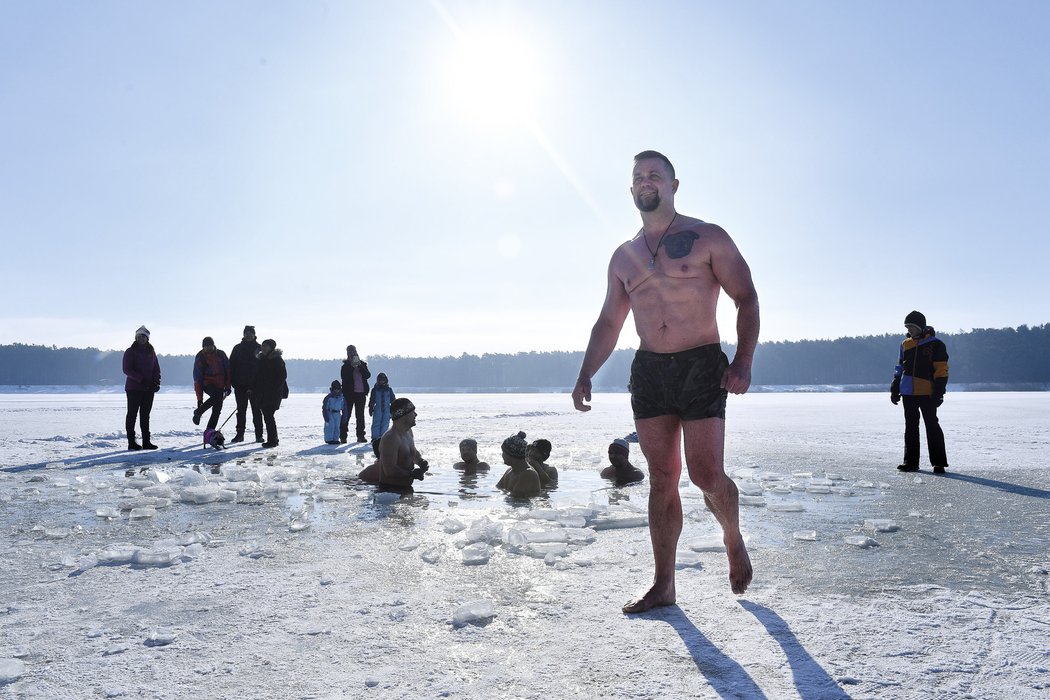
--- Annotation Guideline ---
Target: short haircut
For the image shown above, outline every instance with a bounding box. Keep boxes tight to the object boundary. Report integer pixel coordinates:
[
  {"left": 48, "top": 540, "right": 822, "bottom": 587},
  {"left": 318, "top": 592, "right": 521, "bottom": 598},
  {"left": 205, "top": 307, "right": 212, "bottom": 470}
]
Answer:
[
  {"left": 634, "top": 150, "right": 675, "bottom": 179},
  {"left": 460, "top": 438, "right": 477, "bottom": 449},
  {"left": 530, "top": 439, "right": 552, "bottom": 457}
]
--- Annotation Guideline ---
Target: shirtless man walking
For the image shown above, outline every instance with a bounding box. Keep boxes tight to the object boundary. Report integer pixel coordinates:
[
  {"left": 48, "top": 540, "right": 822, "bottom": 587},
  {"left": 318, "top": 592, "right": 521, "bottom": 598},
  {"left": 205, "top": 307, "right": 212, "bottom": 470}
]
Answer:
[{"left": 573, "top": 150, "right": 759, "bottom": 613}]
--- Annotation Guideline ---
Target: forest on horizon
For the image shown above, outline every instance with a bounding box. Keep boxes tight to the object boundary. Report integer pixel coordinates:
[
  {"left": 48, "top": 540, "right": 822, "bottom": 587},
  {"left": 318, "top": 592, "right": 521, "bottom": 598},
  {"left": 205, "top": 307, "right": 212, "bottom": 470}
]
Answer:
[{"left": 1, "top": 324, "right": 1048, "bottom": 392}]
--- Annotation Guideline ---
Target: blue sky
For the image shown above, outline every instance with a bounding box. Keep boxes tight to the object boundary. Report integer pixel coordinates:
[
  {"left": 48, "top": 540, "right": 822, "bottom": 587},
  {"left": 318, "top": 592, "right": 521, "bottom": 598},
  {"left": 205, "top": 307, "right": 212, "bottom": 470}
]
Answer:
[{"left": 2, "top": 1, "right": 1047, "bottom": 359}]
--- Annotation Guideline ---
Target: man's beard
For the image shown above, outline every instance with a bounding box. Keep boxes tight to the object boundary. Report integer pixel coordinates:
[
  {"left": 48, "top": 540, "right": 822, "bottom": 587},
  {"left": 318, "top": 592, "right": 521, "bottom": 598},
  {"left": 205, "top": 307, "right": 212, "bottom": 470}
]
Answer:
[{"left": 634, "top": 191, "right": 660, "bottom": 212}]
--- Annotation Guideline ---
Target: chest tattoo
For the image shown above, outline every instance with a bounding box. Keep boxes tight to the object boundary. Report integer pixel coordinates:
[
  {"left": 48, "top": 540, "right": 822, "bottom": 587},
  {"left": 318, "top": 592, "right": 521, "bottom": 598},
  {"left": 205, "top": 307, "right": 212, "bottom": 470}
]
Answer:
[{"left": 663, "top": 230, "right": 700, "bottom": 259}]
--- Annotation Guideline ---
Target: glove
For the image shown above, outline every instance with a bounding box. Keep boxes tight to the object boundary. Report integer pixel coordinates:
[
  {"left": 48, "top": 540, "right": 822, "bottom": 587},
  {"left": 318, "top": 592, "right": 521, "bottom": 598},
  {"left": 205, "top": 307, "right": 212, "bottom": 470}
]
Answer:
[
  {"left": 197, "top": 399, "right": 204, "bottom": 409},
  {"left": 934, "top": 394, "right": 944, "bottom": 407},
  {"left": 410, "top": 467, "right": 428, "bottom": 481},
  {"left": 152, "top": 383, "right": 161, "bottom": 393},
  {"left": 368, "top": 406, "right": 374, "bottom": 416},
  {"left": 417, "top": 459, "right": 429, "bottom": 470},
  {"left": 890, "top": 392, "right": 900, "bottom": 405},
  {"left": 224, "top": 388, "right": 232, "bottom": 398}
]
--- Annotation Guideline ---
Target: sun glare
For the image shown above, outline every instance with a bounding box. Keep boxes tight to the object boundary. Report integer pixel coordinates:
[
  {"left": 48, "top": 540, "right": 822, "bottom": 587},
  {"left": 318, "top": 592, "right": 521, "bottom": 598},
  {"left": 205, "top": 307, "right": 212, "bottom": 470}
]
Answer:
[{"left": 440, "top": 30, "right": 544, "bottom": 128}]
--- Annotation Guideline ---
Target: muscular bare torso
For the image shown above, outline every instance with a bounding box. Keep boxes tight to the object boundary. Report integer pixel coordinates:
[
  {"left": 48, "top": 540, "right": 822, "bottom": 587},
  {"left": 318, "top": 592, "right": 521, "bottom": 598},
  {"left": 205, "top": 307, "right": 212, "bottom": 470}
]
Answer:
[
  {"left": 613, "top": 215, "right": 725, "bottom": 353},
  {"left": 379, "top": 428, "right": 416, "bottom": 486}
]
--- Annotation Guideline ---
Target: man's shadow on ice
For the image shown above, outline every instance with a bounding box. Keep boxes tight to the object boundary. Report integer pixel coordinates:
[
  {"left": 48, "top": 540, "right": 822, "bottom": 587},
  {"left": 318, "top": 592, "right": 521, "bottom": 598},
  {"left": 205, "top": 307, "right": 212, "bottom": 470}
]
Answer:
[
  {"left": 738, "top": 600, "right": 851, "bottom": 700},
  {"left": 940, "top": 472, "right": 1050, "bottom": 500},
  {"left": 640, "top": 606, "right": 766, "bottom": 699}
]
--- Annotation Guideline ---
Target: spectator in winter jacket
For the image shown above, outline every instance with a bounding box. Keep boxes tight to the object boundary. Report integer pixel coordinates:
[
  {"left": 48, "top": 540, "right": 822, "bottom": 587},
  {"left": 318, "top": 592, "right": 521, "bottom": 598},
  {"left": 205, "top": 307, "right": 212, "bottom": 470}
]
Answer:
[
  {"left": 322, "top": 380, "right": 346, "bottom": 445},
  {"left": 340, "top": 344, "right": 371, "bottom": 443},
  {"left": 229, "top": 325, "right": 263, "bottom": 443},
  {"left": 254, "top": 339, "right": 287, "bottom": 448},
  {"left": 122, "top": 325, "right": 161, "bottom": 451},
  {"left": 368, "top": 372, "right": 395, "bottom": 449},
  {"left": 891, "top": 310, "right": 950, "bottom": 473},
  {"left": 192, "top": 336, "right": 232, "bottom": 431}
]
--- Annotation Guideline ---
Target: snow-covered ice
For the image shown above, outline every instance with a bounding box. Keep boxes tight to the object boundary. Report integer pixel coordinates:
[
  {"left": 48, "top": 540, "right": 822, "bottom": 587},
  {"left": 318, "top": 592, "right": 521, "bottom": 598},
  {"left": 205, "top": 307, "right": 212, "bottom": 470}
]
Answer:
[{"left": 1, "top": 391, "right": 1048, "bottom": 699}]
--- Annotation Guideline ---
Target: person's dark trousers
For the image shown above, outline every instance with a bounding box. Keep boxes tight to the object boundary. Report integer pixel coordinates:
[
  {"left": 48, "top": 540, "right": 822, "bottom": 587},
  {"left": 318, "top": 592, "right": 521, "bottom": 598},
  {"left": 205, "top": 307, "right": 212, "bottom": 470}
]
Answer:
[
  {"left": 341, "top": 391, "right": 368, "bottom": 442},
  {"left": 199, "top": 385, "right": 225, "bottom": 430},
  {"left": 125, "top": 389, "right": 155, "bottom": 442},
  {"left": 234, "top": 386, "right": 263, "bottom": 440},
  {"left": 351, "top": 392, "right": 368, "bottom": 441},
  {"left": 262, "top": 406, "right": 279, "bottom": 445},
  {"left": 902, "top": 395, "right": 948, "bottom": 467}
]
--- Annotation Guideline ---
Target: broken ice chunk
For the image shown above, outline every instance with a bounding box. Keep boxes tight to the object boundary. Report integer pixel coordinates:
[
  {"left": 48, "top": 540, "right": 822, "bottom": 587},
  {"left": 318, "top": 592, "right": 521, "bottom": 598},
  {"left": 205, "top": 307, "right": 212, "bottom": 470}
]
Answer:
[
  {"left": 843, "top": 535, "right": 879, "bottom": 548},
  {"left": 452, "top": 601, "right": 495, "bottom": 628},
  {"left": 864, "top": 519, "right": 899, "bottom": 533},
  {"left": 793, "top": 530, "right": 818, "bottom": 541},
  {"left": 461, "top": 543, "right": 494, "bottom": 565}
]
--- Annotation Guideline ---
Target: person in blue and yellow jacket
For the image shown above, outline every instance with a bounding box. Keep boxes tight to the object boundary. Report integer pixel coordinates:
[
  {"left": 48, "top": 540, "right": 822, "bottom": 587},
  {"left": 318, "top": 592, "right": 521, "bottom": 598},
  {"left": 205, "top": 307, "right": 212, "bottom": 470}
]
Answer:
[{"left": 890, "top": 310, "right": 949, "bottom": 473}]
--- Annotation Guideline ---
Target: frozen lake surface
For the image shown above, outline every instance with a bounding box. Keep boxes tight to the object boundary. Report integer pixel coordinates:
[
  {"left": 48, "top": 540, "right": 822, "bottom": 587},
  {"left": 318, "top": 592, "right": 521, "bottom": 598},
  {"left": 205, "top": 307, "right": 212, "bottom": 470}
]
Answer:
[{"left": 1, "top": 392, "right": 1048, "bottom": 699}]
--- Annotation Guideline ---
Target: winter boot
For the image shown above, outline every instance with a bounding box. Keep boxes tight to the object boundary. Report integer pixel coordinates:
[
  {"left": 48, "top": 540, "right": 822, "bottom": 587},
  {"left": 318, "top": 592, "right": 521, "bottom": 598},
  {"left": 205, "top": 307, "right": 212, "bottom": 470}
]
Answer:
[
  {"left": 128, "top": 440, "right": 143, "bottom": 451},
  {"left": 896, "top": 463, "right": 919, "bottom": 472},
  {"left": 192, "top": 408, "right": 202, "bottom": 426},
  {"left": 933, "top": 465, "right": 947, "bottom": 475},
  {"left": 230, "top": 432, "right": 245, "bottom": 443},
  {"left": 142, "top": 434, "right": 158, "bottom": 450}
]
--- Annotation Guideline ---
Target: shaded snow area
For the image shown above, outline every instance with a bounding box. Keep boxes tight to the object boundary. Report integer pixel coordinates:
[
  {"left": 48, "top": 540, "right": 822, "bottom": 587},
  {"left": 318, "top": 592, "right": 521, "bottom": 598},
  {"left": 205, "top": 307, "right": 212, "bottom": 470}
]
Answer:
[{"left": 1, "top": 392, "right": 1048, "bottom": 699}]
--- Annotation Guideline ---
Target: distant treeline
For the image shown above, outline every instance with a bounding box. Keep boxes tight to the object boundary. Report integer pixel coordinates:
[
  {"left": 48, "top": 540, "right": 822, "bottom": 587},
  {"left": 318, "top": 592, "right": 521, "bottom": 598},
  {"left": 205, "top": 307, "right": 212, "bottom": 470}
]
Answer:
[{"left": 1, "top": 324, "right": 1048, "bottom": 391}]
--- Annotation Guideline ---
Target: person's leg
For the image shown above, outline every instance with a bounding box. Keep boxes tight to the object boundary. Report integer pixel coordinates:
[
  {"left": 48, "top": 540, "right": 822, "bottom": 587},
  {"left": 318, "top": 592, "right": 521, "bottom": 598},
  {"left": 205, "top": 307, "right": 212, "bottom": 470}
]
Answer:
[
  {"left": 919, "top": 397, "right": 948, "bottom": 468},
  {"left": 370, "top": 407, "right": 382, "bottom": 441},
  {"left": 902, "top": 395, "right": 921, "bottom": 467},
  {"left": 233, "top": 387, "right": 249, "bottom": 440},
  {"left": 682, "top": 417, "right": 751, "bottom": 594},
  {"left": 140, "top": 390, "right": 156, "bottom": 447},
  {"left": 354, "top": 393, "right": 367, "bottom": 441},
  {"left": 262, "top": 407, "right": 278, "bottom": 446},
  {"left": 340, "top": 392, "right": 351, "bottom": 443},
  {"left": 623, "top": 415, "right": 683, "bottom": 613},
  {"left": 205, "top": 386, "right": 224, "bottom": 430},
  {"left": 379, "top": 404, "right": 390, "bottom": 437},
  {"left": 126, "top": 390, "right": 142, "bottom": 448},
  {"left": 250, "top": 392, "right": 263, "bottom": 441}
]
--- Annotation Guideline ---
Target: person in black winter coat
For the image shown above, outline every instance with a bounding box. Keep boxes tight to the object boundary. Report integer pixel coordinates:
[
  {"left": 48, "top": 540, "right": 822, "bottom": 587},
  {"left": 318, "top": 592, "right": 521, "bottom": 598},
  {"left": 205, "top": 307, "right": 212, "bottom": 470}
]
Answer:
[
  {"left": 340, "top": 344, "right": 371, "bottom": 443},
  {"left": 122, "top": 325, "right": 161, "bottom": 450},
  {"left": 229, "top": 325, "right": 263, "bottom": 443},
  {"left": 254, "top": 339, "right": 287, "bottom": 448}
]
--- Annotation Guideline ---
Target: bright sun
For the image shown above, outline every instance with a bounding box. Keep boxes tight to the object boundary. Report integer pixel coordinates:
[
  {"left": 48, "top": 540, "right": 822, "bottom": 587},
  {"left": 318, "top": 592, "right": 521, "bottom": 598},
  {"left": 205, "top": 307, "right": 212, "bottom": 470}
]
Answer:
[{"left": 440, "top": 29, "right": 544, "bottom": 128}]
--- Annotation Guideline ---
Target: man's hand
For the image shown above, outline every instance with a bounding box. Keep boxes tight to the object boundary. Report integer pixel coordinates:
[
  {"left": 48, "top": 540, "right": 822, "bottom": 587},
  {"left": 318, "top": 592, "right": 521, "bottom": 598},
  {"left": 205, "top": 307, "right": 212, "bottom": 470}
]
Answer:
[
  {"left": 891, "top": 392, "right": 900, "bottom": 405},
  {"left": 934, "top": 394, "right": 944, "bottom": 407},
  {"left": 572, "top": 376, "right": 592, "bottom": 412},
  {"left": 224, "top": 388, "right": 232, "bottom": 398},
  {"left": 196, "top": 399, "right": 204, "bottom": 409},
  {"left": 720, "top": 359, "right": 752, "bottom": 395}
]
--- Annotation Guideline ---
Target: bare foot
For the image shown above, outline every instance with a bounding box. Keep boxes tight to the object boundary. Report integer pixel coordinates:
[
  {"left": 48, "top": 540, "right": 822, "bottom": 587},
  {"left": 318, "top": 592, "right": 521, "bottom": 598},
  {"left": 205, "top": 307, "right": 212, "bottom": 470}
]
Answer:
[
  {"left": 726, "top": 534, "right": 752, "bottom": 594},
  {"left": 622, "top": 584, "right": 676, "bottom": 614}
]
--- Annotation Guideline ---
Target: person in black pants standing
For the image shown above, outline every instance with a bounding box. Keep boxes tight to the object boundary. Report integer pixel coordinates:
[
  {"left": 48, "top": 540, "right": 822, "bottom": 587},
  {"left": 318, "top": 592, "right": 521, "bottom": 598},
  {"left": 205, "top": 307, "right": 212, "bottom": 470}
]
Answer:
[
  {"left": 340, "top": 344, "right": 371, "bottom": 443},
  {"left": 229, "top": 325, "right": 263, "bottom": 443},
  {"left": 122, "top": 325, "right": 161, "bottom": 450},
  {"left": 254, "top": 338, "right": 287, "bottom": 448}
]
